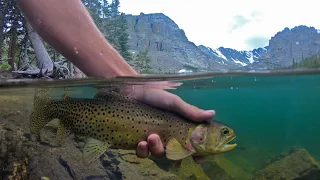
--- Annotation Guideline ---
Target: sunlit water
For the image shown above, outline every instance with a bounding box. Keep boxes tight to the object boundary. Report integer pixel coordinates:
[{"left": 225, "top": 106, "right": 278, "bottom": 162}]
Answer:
[{"left": 1, "top": 69, "right": 320, "bottom": 179}]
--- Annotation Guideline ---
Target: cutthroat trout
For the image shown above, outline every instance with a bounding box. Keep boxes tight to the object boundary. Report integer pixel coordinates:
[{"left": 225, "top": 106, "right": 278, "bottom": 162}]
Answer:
[{"left": 30, "top": 88, "right": 237, "bottom": 165}]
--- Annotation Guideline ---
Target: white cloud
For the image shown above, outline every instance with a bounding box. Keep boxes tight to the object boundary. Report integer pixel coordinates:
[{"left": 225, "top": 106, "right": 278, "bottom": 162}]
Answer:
[{"left": 118, "top": 0, "right": 320, "bottom": 51}]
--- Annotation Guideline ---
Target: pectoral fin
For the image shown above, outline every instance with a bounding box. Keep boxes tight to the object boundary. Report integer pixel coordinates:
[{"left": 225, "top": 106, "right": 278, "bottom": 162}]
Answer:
[
  {"left": 165, "top": 137, "right": 195, "bottom": 160},
  {"left": 82, "top": 138, "right": 110, "bottom": 166}
]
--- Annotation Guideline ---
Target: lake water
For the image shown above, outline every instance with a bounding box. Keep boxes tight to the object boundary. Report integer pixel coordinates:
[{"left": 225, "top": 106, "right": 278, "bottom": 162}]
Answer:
[{"left": 0, "top": 69, "right": 320, "bottom": 180}]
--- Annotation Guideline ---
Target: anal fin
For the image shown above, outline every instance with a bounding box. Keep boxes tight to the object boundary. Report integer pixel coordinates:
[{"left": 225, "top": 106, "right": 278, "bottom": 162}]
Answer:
[
  {"left": 82, "top": 138, "right": 110, "bottom": 166},
  {"left": 165, "top": 137, "right": 195, "bottom": 161}
]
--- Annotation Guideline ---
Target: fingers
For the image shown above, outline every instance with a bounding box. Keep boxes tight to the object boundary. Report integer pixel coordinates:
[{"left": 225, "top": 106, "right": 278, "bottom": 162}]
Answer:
[
  {"left": 136, "top": 134, "right": 165, "bottom": 158},
  {"left": 147, "top": 134, "right": 165, "bottom": 157},
  {"left": 136, "top": 134, "right": 205, "bottom": 164},
  {"left": 136, "top": 141, "right": 149, "bottom": 158}
]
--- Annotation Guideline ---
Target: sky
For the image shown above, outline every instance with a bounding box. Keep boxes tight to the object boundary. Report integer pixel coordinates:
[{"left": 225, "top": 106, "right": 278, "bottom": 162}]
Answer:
[{"left": 118, "top": 0, "right": 320, "bottom": 51}]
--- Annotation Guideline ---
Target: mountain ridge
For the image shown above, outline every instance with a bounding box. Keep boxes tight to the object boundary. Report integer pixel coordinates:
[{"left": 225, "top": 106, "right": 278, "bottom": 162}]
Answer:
[{"left": 124, "top": 12, "right": 320, "bottom": 72}]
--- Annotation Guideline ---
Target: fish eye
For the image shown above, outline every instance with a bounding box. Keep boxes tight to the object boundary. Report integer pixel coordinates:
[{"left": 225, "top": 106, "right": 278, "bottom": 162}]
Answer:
[{"left": 221, "top": 128, "right": 229, "bottom": 136}]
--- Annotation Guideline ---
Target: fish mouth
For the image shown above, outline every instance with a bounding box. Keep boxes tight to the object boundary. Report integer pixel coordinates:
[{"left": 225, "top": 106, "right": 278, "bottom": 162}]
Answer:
[{"left": 221, "top": 135, "right": 237, "bottom": 152}]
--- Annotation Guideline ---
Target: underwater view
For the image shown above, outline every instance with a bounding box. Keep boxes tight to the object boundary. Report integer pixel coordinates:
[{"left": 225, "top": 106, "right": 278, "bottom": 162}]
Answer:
[{"left": 0, "top": 70, "right": 320, "bottom": 180}]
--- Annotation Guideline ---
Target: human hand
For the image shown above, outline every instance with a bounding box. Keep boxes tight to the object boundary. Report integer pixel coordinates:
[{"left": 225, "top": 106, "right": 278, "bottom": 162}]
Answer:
[{"left": 121, "top": 86, "right": 215, "bottom": 164}]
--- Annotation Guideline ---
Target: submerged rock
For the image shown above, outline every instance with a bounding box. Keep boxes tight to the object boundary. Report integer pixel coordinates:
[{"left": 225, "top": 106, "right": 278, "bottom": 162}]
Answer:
[
  {"left": 0, "top": 119, "right": 109, "bottom": 180},
  {"left": 253, "top": 148, "right": 320, "bottom": 180},
  {"left": 102, "top": 150, "right": 179, "bottom": 180},
  {"left": 0, "top": 123, "right": 31, "bottom": 180}
]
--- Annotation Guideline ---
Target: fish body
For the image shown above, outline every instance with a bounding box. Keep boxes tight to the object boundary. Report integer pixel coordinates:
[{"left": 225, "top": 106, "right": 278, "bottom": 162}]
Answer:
[{"left": 30, "top": 89, "right": 237, "bottom": 165}]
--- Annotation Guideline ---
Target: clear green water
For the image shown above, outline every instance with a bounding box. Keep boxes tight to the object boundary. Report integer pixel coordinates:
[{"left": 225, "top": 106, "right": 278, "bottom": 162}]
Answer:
[
  {"left": 1, "top": 70, "right": 320, "bottom": 179},
  {"left": 171, "top": 74, "right": 320, "bottom": 173}
]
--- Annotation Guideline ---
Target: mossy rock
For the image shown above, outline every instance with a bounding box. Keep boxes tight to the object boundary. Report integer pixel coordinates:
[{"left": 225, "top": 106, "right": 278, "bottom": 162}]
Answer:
[
  {"left": 102, "top": 149, "right": 179, "bottom": 180},
  {"left": 253, "top": 148, "right": 320, "bottom": 180}
]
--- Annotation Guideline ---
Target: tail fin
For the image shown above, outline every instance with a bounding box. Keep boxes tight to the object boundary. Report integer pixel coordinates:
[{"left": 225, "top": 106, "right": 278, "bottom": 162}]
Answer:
[{"left": 29, "top": 88, "right": 53, "bottom": 135}]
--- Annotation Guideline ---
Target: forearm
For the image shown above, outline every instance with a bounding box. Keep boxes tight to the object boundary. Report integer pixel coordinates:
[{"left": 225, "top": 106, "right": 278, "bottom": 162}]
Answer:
[{"left": 17, "top": 0, "right": 138, "bottom": 78}]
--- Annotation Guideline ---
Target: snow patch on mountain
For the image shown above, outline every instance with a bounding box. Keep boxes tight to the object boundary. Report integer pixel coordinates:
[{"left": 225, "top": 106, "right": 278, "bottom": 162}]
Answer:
[
  {"left": 198, "top": 45, "right": 268, "bottom": 67},
  {"left": 213, "top": 48, "right": 227, "bottom": 60},
  {"left": 232, "top": 58, "right": 247, "bottom": 66}
]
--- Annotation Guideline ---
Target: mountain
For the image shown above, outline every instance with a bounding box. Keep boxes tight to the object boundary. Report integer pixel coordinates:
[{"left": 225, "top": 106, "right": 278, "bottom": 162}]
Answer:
[
  {"left": 245, "top": 25, "right": 320, "bottom": 69},
  {"left": 124, "top": 13, "right": 320, "bottom": 72},
  {"left": 125, "top": 13, "right": 238, "bottom": 73},
  {"left": 197, "top": 45, "right": 268, "bottom": 67}
]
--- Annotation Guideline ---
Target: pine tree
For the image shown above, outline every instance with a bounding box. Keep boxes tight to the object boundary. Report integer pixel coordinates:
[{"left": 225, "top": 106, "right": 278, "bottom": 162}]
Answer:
[
  {"left": 134, "top": 48, "right": 152, "bottom": 73},
  {"left": 106, "top": 0, "right": 132, "bottom": 61},
  {"left": 82, "top": 0, "right": 132, "bottom": 62},
  {"left": 116, "top": 12, "right": 132, "bottom": 61}
]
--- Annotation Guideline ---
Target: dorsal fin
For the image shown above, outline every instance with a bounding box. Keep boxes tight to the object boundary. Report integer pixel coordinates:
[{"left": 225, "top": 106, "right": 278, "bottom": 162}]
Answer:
[
  {"left": 62, "top": 93, "right": 71, "bottom": 101},
  {"left": 94, "top": 89, "right": 137, "bottom": 103}
]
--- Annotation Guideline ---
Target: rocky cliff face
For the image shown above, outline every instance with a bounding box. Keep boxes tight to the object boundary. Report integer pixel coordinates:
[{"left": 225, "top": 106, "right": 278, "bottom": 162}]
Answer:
[
  {"left": 246, "top": 25, "right": 320, "bottom": 69},
  {"left": 125, "top": 13, "right": 238, "bottom": 73},
  {"left": 125, "top": 13, "right": 320, "bottom": 72}
]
